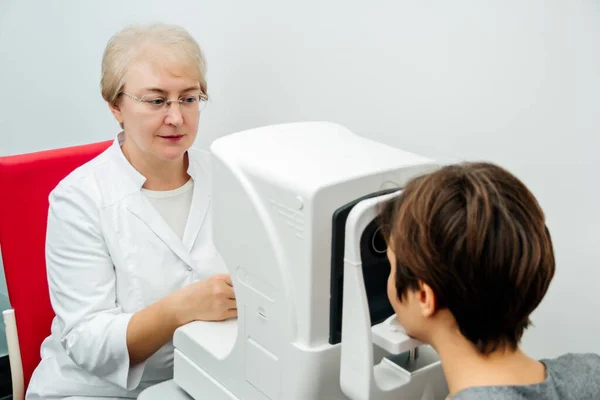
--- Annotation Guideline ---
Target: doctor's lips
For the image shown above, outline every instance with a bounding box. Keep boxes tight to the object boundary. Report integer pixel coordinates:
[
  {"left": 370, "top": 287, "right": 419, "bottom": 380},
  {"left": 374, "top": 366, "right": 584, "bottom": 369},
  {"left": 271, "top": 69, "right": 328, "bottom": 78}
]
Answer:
[{"left": 159, "top": 134, "right": 185, "bottom": 141}]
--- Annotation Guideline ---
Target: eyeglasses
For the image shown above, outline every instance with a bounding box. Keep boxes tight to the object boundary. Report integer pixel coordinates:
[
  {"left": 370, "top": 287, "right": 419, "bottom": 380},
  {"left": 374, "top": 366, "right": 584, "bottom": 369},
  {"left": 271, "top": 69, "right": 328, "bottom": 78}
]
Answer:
[{"left": 119, "top": 91, "right": 208, "bottom": 113}]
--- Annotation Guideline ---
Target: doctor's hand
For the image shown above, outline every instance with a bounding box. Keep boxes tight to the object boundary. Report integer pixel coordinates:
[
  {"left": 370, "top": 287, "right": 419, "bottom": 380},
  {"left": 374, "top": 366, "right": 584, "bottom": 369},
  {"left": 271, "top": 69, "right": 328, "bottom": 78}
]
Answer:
[{"left": 173, "top": 274, "right": 237, "bottom": 324}]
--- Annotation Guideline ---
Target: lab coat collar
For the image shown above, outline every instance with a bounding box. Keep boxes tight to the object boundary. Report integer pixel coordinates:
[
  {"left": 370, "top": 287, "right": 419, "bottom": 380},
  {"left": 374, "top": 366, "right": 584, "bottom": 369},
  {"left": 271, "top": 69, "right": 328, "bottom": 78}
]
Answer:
[
  {"left": 111, "top": 131, "right": 146, "bottom": 189},
  {"left": 110, "top": 131, "right": 209, "bottom": 267},
  {"left": 110, "top": 131, "right": 203, "bottom": 189}
]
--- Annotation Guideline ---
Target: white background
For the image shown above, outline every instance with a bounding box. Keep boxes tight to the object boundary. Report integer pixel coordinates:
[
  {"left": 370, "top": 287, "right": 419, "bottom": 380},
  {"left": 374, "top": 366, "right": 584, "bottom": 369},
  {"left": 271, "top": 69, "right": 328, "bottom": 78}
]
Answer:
[{"left": 0, "top": 0, "right": 598, "bottom": 359}]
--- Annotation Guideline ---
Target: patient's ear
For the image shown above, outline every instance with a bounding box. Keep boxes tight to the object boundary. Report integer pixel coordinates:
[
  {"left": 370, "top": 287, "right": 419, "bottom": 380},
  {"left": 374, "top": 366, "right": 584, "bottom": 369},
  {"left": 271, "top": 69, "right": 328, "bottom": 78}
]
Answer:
[{"left": 417, "top": 281, "right": 437, "bottom": 318}]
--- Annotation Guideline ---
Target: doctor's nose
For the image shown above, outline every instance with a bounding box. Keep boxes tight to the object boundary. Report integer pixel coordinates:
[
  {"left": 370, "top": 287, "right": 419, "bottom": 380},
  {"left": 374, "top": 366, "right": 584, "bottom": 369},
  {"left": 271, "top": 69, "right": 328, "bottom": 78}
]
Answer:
[{"left": 164, "top": 102, "right": 184, "bottom": 127}]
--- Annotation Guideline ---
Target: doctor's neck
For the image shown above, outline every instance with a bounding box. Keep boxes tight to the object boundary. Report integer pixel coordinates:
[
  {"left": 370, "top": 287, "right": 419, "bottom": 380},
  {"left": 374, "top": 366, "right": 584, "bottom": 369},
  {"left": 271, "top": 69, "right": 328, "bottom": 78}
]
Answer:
[
  {"left": 121, "top": 141, "right": 190, "bottom": 191},
  {"left": 426, "top": 326, "right": 546, "bottom": 397}
]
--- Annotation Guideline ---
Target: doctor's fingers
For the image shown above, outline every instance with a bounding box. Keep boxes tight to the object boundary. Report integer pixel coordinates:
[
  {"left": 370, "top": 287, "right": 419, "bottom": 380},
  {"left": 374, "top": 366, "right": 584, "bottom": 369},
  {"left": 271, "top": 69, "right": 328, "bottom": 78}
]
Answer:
[
  {"left": 222, "top": 274, "right": 233, "bottom": 286},
  {"left": 211, "top": 273, "right": 233, "bottom": 286},
  {"left": 220, "top": 283, "right": 236, "bottom": 300},
  {"left": 223, "top": 308, "right": 237, "bottom": 320},
  {"left": 224, "top": 298, "right": 237, "bottom": 310},
  {"left": 210, "top": 280, "right": 235, "bottom": 299}
]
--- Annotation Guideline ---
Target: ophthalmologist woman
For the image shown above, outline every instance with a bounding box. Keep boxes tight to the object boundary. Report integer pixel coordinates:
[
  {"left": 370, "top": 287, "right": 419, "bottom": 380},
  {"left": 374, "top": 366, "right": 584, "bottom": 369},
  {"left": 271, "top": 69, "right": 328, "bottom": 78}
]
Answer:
[{"left": 26, "top": 23, "right": 236, "bottom": 399}]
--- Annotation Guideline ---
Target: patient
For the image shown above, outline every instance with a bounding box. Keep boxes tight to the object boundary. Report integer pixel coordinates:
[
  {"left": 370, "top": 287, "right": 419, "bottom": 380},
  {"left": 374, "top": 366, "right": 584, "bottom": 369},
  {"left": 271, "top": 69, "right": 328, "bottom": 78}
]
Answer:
[{"left": 378, "top": 162, "right": 600, "bottom": 399}]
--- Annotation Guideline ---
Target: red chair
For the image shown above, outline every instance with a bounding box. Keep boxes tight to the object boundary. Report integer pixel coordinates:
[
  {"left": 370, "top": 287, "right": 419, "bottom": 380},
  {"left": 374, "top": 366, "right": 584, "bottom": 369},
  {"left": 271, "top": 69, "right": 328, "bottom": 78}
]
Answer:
[{"left": 0, "top": 140, "right": 112, "bottom": 399}]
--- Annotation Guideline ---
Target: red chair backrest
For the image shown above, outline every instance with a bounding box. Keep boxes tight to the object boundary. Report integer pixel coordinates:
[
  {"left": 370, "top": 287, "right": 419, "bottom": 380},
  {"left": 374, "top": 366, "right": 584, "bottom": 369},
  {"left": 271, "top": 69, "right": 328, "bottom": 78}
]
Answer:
[{"left": 0, "top": 140, "right": 112, "bottom": 389}]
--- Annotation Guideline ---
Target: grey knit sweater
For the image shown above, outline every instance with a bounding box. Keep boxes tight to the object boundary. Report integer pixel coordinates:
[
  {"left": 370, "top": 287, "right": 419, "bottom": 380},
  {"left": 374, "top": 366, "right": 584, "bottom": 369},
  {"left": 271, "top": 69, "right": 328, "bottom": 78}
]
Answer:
[{"left": 451, "top": 353, "right": 600, "bottom": 400}]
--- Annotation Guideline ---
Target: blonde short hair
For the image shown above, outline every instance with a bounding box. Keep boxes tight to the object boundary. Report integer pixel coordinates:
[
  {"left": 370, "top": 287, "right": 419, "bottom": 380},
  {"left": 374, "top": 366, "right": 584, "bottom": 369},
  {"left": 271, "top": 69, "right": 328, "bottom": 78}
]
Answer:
[{"left": 101, "top": 23, "right": 207, "bottom": 105}]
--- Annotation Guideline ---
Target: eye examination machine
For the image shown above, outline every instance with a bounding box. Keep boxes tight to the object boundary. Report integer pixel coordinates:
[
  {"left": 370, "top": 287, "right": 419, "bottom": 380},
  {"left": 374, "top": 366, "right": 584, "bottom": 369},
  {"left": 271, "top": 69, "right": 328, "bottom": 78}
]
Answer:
[{"left": 171, "top": 122, "right": 449, "bottom": 399}]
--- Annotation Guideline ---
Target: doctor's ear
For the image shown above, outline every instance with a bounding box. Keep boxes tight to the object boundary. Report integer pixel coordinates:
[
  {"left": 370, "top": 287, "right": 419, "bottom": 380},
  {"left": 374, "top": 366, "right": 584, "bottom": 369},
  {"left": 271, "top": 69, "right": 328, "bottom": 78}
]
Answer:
[
  {"left": 108, "top": 101, "right": 124, "bottom": 125},
  {"left": 417, "top": 281, "right": 438, "bottom": 318}
]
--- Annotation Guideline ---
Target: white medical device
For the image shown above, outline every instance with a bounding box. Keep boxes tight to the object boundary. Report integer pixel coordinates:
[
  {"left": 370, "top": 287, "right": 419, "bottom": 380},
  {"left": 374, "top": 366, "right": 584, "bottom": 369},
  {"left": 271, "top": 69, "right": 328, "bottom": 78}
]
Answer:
[{"left": 173, "top": 122, "right": 449, "bottom": 399}]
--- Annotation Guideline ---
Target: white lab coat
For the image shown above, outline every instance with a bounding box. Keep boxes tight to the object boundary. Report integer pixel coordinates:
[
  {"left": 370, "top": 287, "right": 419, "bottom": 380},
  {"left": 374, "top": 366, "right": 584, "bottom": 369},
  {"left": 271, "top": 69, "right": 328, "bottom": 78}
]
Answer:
[{"left": 26, "top": 132, "right": 226, "bottom": 399}]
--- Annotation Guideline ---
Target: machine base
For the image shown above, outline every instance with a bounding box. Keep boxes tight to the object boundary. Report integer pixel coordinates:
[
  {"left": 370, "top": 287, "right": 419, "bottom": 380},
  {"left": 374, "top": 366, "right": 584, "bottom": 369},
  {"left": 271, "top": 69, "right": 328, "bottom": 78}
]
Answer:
[{"left": 174, "top": 349, "right": 241, "bottom": 400}]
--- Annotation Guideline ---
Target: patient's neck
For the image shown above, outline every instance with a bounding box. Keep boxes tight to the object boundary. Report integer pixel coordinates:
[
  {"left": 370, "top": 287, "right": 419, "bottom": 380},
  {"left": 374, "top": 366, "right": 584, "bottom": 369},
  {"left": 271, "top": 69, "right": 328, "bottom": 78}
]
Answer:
[{"left": 429, "top": 329, "right": 546, "bottom": 396}]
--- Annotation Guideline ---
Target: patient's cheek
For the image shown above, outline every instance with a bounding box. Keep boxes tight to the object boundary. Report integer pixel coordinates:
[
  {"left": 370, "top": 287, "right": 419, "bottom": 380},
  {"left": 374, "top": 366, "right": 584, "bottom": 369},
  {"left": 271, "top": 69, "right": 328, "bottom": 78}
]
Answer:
[
  {"left": 386, "top": 275, "right": 399, "bottom": 308},
  {"left": 386, "top": 281, "right": 393, "bottom": 304}
]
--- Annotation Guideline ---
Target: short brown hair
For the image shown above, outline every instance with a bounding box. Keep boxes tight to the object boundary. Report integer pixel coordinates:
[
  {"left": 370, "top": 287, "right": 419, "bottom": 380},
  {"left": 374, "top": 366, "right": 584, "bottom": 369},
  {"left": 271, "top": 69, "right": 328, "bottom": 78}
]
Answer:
[{"left": 379, "top": 162, "right": 555, "bottom": 355}]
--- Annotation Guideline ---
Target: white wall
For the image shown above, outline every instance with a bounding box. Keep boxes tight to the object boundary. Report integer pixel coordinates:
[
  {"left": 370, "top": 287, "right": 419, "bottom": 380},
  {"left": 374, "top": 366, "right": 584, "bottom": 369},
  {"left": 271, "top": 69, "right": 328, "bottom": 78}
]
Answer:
[{"left": 1, "top": 0, "right": 598, "bottom": 360}]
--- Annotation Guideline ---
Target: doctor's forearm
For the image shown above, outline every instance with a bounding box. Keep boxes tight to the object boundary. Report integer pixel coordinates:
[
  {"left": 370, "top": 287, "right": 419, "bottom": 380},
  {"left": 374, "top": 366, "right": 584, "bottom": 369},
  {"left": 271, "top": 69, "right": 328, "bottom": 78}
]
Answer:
[{"left": 126, "top": 295, "right": 181, "bottom": 365}]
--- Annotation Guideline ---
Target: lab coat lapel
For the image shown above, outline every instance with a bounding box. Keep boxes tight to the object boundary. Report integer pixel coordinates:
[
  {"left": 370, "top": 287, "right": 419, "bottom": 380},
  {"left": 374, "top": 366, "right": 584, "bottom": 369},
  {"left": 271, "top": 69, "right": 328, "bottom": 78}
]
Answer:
[
  {"left": 182, "top": 181, "right": 210, "bottom": 250},
  {"left": 182, "top": 151, "right": 211, "bottom": 250},
  {"left": 126, "top": 193, "right": 193, "bottom": 267}
]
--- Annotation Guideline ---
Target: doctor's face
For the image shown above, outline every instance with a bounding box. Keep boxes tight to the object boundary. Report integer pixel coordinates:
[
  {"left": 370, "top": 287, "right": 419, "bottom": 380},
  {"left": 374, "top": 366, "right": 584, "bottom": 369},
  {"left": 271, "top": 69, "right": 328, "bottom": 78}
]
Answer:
[{"left": 110, "top": 56, "right": 203, "bottom": 164}]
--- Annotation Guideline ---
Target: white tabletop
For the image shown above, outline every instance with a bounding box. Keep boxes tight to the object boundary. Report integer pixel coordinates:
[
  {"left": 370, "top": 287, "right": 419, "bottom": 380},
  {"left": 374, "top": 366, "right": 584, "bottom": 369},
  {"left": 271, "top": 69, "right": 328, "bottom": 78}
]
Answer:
[{"left": 137, "top": 379, "right": 193, "bottom": 399}]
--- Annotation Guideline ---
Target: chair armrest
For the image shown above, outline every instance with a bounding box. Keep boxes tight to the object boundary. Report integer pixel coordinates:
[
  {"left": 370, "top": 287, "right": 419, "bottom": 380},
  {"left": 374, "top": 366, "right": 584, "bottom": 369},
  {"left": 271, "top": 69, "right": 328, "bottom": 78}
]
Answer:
[{"left": 3, "top": 309, "right": 24, "bottom": 400}]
